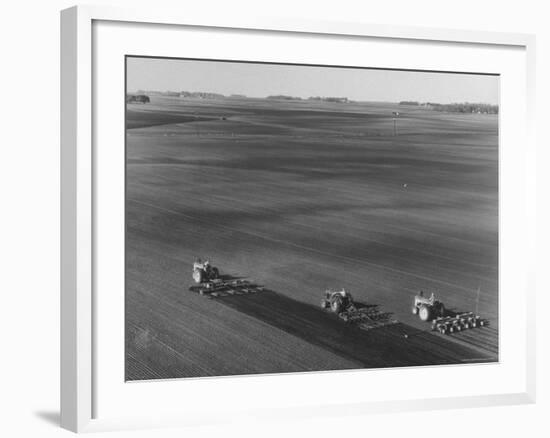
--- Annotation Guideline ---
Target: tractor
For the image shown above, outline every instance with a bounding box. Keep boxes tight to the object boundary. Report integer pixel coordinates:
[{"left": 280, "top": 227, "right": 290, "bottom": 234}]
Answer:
[
  {"left": 412, "top": 291, "right": 446, "bottom": 322},
  {"left": 192, "top": 258, "right": 220, "bottom": 284},
  {"left": 321, "top": 289, "right": 355, "bottom": 314}
]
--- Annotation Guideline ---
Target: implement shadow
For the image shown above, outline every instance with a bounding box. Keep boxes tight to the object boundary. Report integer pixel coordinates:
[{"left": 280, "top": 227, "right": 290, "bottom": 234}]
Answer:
[{"left": 214, "top": 289, "right": 486, "bottom": 368}]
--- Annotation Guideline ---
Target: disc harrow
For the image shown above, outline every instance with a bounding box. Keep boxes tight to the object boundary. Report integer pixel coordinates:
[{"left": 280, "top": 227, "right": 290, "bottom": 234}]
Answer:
[
  {"left": 338, "top": 306, "right": 398, "bottom": 331},
  {"left": 189, "top": 279, "right": 265, "bottom": 298}
]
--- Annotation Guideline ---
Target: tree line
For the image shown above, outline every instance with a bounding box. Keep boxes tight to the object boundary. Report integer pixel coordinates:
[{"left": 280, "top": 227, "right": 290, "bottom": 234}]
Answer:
[{"left": 399, "top": 101, "right": 498, "bottom": 114}]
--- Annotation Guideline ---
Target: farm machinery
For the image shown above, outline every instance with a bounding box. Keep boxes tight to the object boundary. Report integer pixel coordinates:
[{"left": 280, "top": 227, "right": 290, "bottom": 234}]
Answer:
[
  {"left": 321, "top": 289, "right": 397, "bottom": 330},
  {"left": 320, "top": 289, "right": 355, "bottom": 314},
  {"left": 192, "top": 258, "right": 220, "bottom": 284},
  {"left": 411, "top": 291, "right": 446, "bottom": 321},
  {"left": 412, "top": 291, "right": 487, "bottom": 335},
  {"left": 189, "top": 278, "right": 265, "bottom": 298},
  {"left": 431, "top": 312, "right": 485, "bottom": 334},
  {"left": 190, "top": 259, "right": 264, "bottom": 297}
]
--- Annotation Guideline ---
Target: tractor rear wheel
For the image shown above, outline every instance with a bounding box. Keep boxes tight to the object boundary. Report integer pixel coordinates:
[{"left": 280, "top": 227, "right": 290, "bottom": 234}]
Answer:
[
  {"left": 193, "top": 270, "right": 203, "bottom": 284},
  {"left": 211, "top": 267, "right": 220, "bottom": 279},
  {"left": 419, "top": 305, "right": 431, "bottom": 321},
  {"left": 330, "top": 296, "right": 343, "bottom": 314}
]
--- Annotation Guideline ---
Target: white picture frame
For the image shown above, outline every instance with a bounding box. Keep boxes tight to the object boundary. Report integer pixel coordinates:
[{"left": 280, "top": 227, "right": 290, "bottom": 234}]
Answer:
[{"left": 60, "top": 4, "right": 536, "bottom": 433}]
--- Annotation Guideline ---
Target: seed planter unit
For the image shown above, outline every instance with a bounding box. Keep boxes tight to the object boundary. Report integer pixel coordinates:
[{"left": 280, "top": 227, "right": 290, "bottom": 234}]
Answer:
[{"left": 432, "top": 312, "right": 487, "bottom": 335}]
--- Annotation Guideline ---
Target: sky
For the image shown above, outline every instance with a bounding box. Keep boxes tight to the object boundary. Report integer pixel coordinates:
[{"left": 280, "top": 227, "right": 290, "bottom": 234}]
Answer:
[{"left": 127, "top": 57, "right": 499, "bottom": 105}]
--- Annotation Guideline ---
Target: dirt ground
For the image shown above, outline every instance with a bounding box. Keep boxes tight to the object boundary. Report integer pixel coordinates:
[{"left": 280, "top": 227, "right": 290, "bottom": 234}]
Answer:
[{"left": 125, "top": 95, "right": 498, "bottom": 380}]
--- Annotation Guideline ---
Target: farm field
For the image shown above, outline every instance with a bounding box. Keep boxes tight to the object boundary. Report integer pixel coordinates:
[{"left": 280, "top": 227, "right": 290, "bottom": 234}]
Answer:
[{"left": 125, "top": 95, "right": 498, "bottom": 380}]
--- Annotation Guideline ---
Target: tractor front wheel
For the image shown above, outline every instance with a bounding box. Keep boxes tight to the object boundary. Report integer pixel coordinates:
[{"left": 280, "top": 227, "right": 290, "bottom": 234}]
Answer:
[{"left": 412, "top": 305, "right": 419, "bottom": 315}]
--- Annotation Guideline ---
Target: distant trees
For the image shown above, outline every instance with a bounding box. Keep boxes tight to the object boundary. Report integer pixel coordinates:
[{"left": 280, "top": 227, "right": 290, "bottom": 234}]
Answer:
[
  {"left": 426, "top": 102, "right": 498, "bottom": 114},
  {"left": 129, "top": 90, "right": 359, "bottom": 104},
  {"left": 180, "top": 91, "right": 225, "bottom": 99},
  {"left": 126, "top": 94, "right": 150, "bottom": 104},
  {"left": 266, "top": 95, "right": 351, "bottom": 103},
  {"left": 308, "top": 96, "right": 349, "bottom": 103},
  {"left": 267, "top": 95, "right": 302, "bottom": 101},
  {"left": 133, "top": 90, "right": 227, "bottom": 99},
  {"left": 399, "top": 100, "right": 498, "bottom": 114}
]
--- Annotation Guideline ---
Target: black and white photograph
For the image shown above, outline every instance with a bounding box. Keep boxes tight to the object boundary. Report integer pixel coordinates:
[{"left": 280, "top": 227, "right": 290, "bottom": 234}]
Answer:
[{"left": 125, "top": 56, "right": 499, "bottom": 381}]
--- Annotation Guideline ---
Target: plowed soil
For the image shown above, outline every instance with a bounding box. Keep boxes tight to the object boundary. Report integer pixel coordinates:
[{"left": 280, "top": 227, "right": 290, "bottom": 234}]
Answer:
[{"left": 125, "top": 96, "right": 498, "bottom": 380}]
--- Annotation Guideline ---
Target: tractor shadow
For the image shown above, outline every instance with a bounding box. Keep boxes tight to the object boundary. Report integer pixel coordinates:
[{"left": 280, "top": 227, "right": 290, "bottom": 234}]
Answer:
[{"left": 213, "top": 289, "right": 482, "bottom": 368}]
